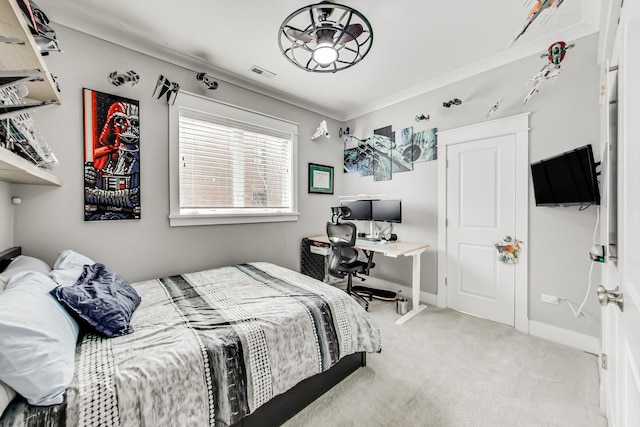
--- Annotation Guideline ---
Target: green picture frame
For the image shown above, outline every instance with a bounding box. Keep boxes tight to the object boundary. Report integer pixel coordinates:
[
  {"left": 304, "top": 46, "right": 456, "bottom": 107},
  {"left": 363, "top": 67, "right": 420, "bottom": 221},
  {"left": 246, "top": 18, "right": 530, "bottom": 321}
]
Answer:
[{"left": 308, "top": 163, "right": 334, "bottom": 194}]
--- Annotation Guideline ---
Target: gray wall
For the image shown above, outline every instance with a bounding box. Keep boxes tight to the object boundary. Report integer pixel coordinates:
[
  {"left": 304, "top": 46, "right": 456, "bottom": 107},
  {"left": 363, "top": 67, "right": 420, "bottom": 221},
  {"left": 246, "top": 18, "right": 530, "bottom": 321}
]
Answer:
[
  {"left": 12, "top": 24, "right": 343, "bottom": 282},
  {"left": 343, "top": 33, "right": 602, "bottom": 338},
  {"left": 0, "top": 182, "right": 13, "bottom": 249},
  {"left": 9, "top": 25, "right": 601, "bottom": 338}
]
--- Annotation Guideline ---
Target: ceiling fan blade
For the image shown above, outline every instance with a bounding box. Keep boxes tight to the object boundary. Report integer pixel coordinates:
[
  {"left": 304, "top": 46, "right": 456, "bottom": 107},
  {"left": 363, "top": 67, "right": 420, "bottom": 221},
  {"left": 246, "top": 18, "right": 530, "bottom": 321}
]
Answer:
[
  {"left": 286, "top": 28, "right": 315, "bottom": 44},
  {"left": 338, "top": 23, "right": 363, "bottom": 44}
]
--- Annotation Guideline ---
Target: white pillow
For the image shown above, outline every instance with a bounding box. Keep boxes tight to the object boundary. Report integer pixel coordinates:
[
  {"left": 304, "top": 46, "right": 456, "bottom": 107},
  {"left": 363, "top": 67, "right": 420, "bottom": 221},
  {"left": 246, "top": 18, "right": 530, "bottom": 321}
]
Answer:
[
  {"left": 0, "top": 380, "right": 16, "bottom": 418},
  {"left": 0, "top": 255, "right": 52, "bottom": 292},
  {"left": 48, "top": 249, "right": 95, "bottom": 287},
  {"left": 0, "top": 271, "right": 79, "bottom": 406}
]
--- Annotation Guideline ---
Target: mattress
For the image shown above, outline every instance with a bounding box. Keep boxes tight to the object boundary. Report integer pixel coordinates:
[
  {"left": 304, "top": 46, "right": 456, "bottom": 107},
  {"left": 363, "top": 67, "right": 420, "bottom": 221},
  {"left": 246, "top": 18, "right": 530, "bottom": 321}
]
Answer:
[{"left": 1, "top": 262, "right": 381, "bottom": 427}]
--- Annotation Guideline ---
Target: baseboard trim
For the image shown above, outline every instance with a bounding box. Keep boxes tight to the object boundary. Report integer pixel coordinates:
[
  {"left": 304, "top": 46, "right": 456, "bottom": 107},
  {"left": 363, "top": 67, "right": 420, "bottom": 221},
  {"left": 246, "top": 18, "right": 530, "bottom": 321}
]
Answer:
[
  {"left": 528, "top": 320, "right": 601, "bottom": 354},
  {"left": 353, "top": 279, "right": 600, "bottom": 354}
]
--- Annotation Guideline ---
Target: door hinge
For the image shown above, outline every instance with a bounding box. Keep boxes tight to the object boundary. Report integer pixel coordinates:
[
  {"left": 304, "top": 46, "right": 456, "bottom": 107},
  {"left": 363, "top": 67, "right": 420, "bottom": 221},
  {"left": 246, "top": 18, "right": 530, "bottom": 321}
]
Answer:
[
  {"left": 600, "top": 353, "right": 608, "bottom": 370},
  {"left": 445, "top": 218, "right": 448, "bottom": 227},
  {"left": 444, "top": 277, "right": 448, "bottom": 286},
  {"left": 446, "top": 159, "right": 448, "bottom": 168}
]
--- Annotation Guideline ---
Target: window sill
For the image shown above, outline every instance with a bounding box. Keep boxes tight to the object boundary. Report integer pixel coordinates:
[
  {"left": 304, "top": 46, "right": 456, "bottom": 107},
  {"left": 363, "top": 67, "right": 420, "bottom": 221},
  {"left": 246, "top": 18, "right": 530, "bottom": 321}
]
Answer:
[{"left": 169, "top": 211, "right": 300, "bottom": 227}]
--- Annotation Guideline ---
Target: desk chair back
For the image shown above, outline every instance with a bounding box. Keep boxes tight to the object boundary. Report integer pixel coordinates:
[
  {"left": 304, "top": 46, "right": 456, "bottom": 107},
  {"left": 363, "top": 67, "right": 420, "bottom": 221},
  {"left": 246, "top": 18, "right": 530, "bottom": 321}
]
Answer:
[
  {"left": 326, "top": 221, "right": 375, "bottom": 310},
  {"left": 326, "top": 221, "right": 359, "bottom": 275}
]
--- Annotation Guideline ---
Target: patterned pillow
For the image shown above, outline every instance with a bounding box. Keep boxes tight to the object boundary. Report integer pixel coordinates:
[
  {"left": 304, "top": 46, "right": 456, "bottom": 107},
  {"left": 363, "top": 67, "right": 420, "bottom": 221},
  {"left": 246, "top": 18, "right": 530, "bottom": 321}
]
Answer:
[{"left": 50, "top": 263, "right": 141, "bottom": 338}]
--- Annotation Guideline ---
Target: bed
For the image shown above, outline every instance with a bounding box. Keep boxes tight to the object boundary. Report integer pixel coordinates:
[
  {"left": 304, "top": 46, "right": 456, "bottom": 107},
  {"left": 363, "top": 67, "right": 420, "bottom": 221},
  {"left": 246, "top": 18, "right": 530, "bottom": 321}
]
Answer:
[{"left": 0, "top": 247, "right": 382, "bottom": 427}]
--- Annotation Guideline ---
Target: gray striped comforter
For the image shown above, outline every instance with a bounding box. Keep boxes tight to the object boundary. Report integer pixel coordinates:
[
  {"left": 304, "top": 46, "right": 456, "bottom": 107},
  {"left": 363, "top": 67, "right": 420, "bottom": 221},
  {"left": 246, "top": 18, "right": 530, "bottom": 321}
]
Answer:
[{"left": 1, "top": 262, "right": 381, "bottom": 427}]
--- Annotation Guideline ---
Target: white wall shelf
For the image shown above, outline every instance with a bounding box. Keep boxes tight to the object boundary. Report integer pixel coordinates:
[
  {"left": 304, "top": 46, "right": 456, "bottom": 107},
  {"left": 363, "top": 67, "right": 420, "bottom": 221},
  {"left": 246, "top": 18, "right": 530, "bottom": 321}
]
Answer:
[
  {"left": 0, "top": 146, "right": 61, "bottom": 185},
  {"left": 0, "top": 0, "right": 61, "bottom": 186},
  {"left": 0, "top": 0, "right": 61, "bottom": 105}
]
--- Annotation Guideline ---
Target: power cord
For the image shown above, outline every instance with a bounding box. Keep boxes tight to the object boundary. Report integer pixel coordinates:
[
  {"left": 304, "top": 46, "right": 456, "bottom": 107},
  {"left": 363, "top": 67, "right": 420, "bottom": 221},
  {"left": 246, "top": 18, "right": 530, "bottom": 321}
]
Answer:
[
  {"left": 572, "top": 205, "right": 601, "bottom": 319},
  {"left": 557, "top": 297, "right": 595, "bottom": 324}
]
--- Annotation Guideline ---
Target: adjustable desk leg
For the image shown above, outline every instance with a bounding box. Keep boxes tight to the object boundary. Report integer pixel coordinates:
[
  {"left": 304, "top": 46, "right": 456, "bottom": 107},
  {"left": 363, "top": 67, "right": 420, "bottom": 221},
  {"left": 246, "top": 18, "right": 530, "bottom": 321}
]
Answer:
[{"left": 395, "top": 250, "right": 427, "bottom": 325}]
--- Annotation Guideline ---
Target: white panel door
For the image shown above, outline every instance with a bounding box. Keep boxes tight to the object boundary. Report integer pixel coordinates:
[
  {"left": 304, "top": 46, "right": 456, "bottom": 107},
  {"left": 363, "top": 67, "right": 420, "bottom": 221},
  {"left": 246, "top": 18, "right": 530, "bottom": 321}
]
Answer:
[
  {"left": 602, "top": 4, "right": 640, "bottom": 426},
  {"left": 446, "top": 135, "right": 516, "bottom": 326},
  {"left": 599, "top": 63, "right": 621, "bottom": 424}
]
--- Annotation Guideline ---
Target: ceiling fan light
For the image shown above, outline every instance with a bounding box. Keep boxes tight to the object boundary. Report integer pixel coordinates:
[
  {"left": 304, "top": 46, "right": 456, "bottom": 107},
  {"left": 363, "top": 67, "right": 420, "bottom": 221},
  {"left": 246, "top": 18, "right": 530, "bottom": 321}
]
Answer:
[
  {"left": 313, "top": 42, "right": 338, "bottom": 65},
  {"left": 278, "top": 2, "right": 373, "bottom": 73}
]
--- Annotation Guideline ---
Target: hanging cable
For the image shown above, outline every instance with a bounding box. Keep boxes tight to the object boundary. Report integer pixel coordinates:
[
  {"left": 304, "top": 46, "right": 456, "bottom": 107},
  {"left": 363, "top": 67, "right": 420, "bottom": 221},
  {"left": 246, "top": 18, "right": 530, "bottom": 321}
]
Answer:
[{"left": 574, "top": 205, "right": 601, "bottom": 317}]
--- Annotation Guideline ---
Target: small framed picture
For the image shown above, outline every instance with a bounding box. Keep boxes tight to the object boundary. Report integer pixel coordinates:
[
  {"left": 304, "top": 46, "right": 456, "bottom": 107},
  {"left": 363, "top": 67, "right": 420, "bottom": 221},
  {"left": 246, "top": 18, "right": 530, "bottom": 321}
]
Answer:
[{"left": 308, "top": 163, "right": 334, "bottom": 194}]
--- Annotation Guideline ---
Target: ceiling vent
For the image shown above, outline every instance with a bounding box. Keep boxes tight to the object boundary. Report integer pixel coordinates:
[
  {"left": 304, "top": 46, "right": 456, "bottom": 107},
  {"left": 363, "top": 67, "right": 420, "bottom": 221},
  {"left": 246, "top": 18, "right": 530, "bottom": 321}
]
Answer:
[{"left": 249, "top": 65, "right": 276, "bottom": 79}]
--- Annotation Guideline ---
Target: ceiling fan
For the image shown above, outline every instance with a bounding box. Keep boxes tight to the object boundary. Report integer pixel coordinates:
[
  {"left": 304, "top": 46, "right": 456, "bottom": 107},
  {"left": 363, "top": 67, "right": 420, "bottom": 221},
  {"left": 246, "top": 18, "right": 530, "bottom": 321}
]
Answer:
[
  {"left": 286, "top": 23, "right": 364, "bottom": 46},
  {"left": 278, "top": 1, "right": 373, "bottom": 73}
]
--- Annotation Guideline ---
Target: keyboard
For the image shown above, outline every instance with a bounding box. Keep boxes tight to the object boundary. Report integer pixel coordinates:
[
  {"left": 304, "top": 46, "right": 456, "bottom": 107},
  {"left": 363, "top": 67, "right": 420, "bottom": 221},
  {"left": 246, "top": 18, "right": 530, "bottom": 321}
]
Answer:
[{"left": 356, "top": 238, "right": 391, "bottom": 246}]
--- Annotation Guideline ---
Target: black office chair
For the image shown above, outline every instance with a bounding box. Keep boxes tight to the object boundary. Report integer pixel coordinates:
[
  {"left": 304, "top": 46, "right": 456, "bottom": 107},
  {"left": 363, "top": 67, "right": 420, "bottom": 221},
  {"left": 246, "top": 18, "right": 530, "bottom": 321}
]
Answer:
[{"left": 326, "top": 221, "right": 375, "bottom": 310}]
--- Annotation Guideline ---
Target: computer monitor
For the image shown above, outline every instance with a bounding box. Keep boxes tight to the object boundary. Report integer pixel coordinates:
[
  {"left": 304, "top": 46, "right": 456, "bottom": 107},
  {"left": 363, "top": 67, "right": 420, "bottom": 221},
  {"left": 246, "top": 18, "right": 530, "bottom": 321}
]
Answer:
[
  {"left": 340, "top": 199, "right": 373, "bottom": 221},
  {"left": 372, "top": 199, "right": 402, "bottom": 223}
]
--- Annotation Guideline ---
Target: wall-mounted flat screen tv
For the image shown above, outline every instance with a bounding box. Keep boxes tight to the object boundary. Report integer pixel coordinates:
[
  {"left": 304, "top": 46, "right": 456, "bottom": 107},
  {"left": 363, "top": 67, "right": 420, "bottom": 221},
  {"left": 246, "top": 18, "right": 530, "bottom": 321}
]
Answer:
[{"left": 530, "top": 144, "right": 600, "bottom": 207}]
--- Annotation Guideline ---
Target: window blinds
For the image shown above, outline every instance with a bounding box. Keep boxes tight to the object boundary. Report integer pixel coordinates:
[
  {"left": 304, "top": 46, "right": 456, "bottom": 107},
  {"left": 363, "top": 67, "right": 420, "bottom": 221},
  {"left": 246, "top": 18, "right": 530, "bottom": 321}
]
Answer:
[{"left": 178, "top": 108, "right": 293, "bottom": 213}]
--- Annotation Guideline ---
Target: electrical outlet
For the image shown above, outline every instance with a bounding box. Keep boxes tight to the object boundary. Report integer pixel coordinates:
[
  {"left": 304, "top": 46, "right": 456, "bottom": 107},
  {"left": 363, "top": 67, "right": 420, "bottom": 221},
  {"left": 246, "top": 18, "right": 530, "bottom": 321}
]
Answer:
[{"left": 541, "top": 293, "right": 559, "bottom": 304}]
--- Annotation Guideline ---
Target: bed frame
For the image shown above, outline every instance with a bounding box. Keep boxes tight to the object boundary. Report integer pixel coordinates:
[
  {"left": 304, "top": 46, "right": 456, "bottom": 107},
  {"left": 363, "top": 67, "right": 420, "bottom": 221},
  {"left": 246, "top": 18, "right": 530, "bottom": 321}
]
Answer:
[
  {"left": 1, "top": 246, "right": 367, "bottom": 426},
  {"left": 234, "top": 351, "right": 366, "bottom": 427},
  {"left": 0, "top": 246, "right": 21, "bottom": 272}
]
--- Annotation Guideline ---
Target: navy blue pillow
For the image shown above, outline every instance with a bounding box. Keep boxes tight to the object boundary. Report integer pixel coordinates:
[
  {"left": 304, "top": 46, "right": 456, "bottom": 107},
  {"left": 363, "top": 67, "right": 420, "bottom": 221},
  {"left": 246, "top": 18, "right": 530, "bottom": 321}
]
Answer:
[{"left": 50, "top": 263, "right": 141, "bottom": 338}]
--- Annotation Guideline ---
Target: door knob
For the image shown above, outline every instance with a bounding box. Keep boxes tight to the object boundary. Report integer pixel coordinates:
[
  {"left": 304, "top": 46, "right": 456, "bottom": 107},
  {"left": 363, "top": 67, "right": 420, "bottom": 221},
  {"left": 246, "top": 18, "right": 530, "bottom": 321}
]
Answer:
[{"left": 596, "top": 285, "right": 624, "bottom": 312}]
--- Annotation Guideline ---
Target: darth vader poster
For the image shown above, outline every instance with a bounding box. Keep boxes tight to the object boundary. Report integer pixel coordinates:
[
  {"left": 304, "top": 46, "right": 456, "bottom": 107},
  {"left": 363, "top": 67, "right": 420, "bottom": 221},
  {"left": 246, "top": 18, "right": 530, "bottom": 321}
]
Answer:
[{"left": 83, "top": 88, "right": 140, "bottom": 221}]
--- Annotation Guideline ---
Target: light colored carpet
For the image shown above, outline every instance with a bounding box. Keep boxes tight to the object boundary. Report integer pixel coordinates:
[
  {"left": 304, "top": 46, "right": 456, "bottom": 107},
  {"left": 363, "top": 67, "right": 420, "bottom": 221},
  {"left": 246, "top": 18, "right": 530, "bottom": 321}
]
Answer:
[{"left": 283, "top": 300, "right": 607, "bottom": 427}]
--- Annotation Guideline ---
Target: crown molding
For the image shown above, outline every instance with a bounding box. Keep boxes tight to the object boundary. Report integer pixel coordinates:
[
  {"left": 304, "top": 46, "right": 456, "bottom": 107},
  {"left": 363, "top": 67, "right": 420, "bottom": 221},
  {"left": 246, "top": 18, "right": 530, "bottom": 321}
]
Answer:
[
  {"left": 342, "top": 22, "right": 599, "bottom": 121},
  {"left": 50, "top": 12, "right": 343, "bottom": 120},
  {"left": 49, "top": 3, "right": 600, "bottom": 123}
]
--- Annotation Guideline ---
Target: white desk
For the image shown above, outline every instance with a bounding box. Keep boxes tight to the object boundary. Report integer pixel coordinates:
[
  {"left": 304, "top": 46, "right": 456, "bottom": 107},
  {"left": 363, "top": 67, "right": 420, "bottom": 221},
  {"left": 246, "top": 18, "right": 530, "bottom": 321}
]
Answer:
[{"left": 307, "top": 235, "right": 429, "bottom": 325}]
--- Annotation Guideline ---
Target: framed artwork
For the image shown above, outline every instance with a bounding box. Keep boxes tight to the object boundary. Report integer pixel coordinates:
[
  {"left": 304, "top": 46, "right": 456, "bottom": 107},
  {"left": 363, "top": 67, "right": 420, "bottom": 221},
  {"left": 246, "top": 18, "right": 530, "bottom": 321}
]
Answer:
[
  {"left": 308, "top": 163, "right": 334, "bottom": 194},
  {"left": 343, "top": 146, "right": 359, "bottom": 173},
  {"left": 373, "top": 125, "right": 393, "bottom": 181},
  {"left": 357, "top": 138, "right": 374, "bottom": 177},
  {"left": 83, "top": 88, "right": 141, "bottom": 221},
  {"left": 412, "top": 128, "right": 438, "bottom": 162},
  {"left": 391, "top": 126, "right": 415, "bottom": 173}
]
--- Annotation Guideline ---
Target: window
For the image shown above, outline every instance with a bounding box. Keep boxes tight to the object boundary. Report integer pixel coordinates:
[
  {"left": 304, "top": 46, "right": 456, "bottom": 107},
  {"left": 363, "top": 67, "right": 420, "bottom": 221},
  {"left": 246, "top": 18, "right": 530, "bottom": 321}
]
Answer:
[{"left": 169, "top": 92, "right": 299, "bottom": 226}]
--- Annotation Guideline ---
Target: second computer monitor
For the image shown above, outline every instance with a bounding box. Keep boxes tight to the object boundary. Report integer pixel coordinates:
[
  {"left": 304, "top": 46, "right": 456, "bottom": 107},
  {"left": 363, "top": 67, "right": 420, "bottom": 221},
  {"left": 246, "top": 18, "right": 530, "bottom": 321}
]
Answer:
[
  {"left": 372, "top": 199, "right": 402, "bottom": 223},
  {"left": 340, "top": 199, "right": 373, "bottom": 221}
]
